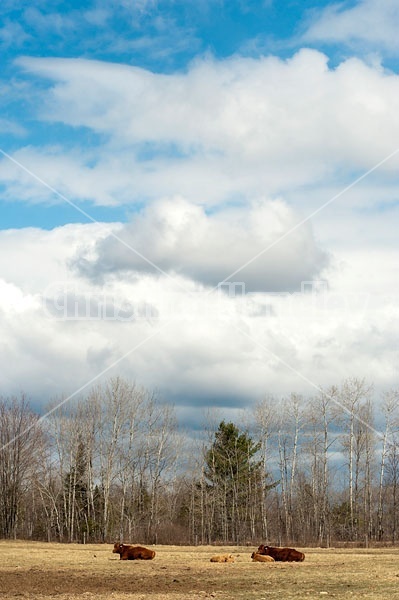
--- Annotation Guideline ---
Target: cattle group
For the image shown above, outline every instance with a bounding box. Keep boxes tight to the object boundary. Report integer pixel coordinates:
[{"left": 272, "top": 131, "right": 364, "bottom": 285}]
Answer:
[
  {"left": 256, "top": 544, "right": 305, "bottom": 562},
  {"left": 112, "top": 541, "right": 304, "bottom": 564}
]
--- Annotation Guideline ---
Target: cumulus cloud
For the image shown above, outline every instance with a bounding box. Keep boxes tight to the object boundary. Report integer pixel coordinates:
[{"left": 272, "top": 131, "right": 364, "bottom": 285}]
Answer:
[
  {"left": 0, "top": 222, "right": 397, "bottom": 422},
  {"left": 74, "top": 196, "right": 328, "bottom": 292}
]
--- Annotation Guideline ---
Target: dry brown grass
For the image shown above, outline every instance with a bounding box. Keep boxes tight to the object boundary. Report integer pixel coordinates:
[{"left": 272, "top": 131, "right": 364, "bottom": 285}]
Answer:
[{"left": 1, "top": 541, "right": 399, "bottom": 599}]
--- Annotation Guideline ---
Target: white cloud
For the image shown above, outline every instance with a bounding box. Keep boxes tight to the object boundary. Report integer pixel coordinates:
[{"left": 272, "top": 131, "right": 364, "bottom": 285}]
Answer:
[
  {"left": 83, "top": 8, "right": 109, "bottom": 27},
  {"left": 23, "top": 7, "right": 77, "bottom": 36},
  {"left": 5, "top": 50, "right": 398, "bottom": 211},
  {"left": 0, "top": 147, "right": 137, "bottom": 206},
  {"left": 0, "top": 20, "right": 30, "bottom": 48},
  {"left": 0, "top": 118, "right": 26, "bottom": 136},
  {"left": 303, "top": 0, "right": 399, "bottom": 54},
  {"left": 0, "top": 223, "right": 112, "bottom": 292}
]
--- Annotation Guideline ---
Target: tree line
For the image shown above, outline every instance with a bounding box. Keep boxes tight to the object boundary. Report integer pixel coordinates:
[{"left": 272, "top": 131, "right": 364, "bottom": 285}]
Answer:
[{"left": 1, "top": 376, "right": 399, "bottom": 546}]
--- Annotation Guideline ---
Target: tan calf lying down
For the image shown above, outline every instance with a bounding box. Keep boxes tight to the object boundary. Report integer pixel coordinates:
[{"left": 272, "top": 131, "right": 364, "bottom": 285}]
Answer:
[
  {"left": 251, "top": 552, "right": 275, "bottom": 562},
  {"left": 210, "top": 554, "right": 235, "bottom": 563}
]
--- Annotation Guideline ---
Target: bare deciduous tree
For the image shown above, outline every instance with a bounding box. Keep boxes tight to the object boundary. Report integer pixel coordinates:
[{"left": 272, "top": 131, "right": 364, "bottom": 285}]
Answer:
[{"left": 0, "top": 395, "right": 42, "bottom": 538}]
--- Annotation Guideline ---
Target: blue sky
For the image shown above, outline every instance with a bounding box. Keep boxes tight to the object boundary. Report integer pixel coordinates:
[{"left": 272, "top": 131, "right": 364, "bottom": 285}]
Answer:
[
  {"left": 2, "top": 0, "right": 398, "bottom": 229},
  {"left": 1, "top": 1, "right": 314, "bottom": 66},
  {"left": 0, "top": 1, "right": 399, "bottom": 422}
]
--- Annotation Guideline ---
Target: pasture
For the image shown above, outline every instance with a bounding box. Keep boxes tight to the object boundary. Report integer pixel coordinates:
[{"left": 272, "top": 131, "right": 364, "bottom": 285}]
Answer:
[{"left": 1, "top": 541, "right": 399, "bottom": 599}]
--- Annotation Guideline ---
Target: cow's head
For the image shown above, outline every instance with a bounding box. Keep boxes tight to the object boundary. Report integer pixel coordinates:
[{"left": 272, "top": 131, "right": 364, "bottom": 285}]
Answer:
[{"left": 113, "top": 542, "right": 124, "bottom": 553}]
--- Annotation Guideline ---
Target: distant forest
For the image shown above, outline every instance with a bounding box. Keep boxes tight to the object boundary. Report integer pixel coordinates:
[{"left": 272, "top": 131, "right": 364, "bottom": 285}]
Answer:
[{"left": 1, "top": 376, "right": 399, "bottom": 546}]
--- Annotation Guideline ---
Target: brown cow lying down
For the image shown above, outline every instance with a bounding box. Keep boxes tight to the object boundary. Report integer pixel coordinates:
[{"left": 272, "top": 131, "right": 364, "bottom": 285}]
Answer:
[
  {"left": 251, "top": 552, "right": 275, "bottom": 562},
  {"left": 113, "top": 543, "right": 156, "bottom": 560},
  {"left": 257, "top": 545, "right": 305, "bottom": 562},
  {"left": 210, "top": 554, "right": 235, "bottom": 563}
]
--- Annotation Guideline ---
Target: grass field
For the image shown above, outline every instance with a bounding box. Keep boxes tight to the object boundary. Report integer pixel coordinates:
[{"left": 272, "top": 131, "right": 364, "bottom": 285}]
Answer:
[{"left": 1, "top": 541, "right": 399, "bottom": 599}]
